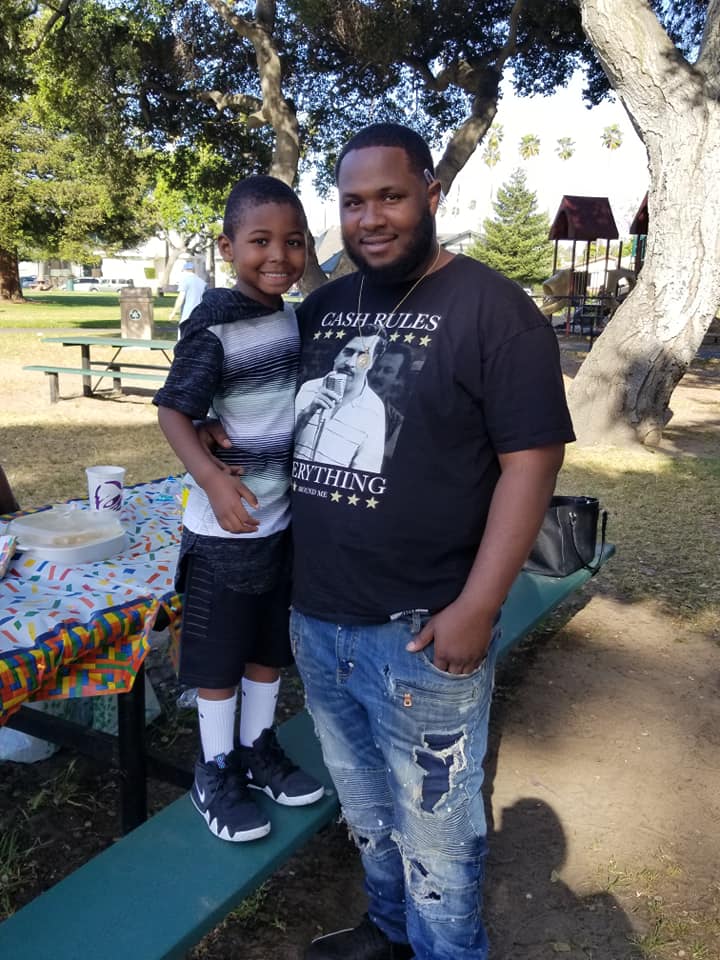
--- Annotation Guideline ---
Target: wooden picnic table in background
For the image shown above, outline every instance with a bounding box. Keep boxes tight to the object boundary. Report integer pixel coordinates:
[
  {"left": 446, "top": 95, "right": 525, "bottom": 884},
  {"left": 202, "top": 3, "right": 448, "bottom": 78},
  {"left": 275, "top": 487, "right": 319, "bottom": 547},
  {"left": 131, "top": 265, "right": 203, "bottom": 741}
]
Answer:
[{"left": 24, "top": 334, "right": 176, "bottom": 401}]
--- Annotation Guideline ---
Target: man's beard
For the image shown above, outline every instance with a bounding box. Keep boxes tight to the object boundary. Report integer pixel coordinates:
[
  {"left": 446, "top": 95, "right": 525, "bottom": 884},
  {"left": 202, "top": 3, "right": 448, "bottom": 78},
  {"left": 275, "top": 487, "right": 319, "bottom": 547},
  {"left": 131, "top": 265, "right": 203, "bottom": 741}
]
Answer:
[{"left": 345, "top": 206, "right": 436, "bottom": 284}]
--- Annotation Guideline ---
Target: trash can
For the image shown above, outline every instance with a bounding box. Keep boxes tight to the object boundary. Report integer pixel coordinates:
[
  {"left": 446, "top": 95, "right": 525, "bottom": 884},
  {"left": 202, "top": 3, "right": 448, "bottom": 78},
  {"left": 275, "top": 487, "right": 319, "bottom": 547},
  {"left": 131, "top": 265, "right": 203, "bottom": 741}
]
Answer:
[
  {"left": 65, "top": 278, "right": 74, "bottom": 291},
  {"left": 120, "top": 286, "right": 155, "bottom": 339}
]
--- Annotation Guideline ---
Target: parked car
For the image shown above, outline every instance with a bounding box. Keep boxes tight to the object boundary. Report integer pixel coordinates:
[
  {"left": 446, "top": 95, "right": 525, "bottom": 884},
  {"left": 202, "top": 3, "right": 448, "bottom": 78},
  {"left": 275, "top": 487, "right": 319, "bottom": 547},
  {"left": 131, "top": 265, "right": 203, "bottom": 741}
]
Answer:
[
  {"left": 26, "top": 278, "right": 52, "bottom": 291},
  {"left": 20, "top": 276, "right": 37, "bottom": 288},
  {"left": 73, "top": 277, "right": 135, "bottom": 292}
]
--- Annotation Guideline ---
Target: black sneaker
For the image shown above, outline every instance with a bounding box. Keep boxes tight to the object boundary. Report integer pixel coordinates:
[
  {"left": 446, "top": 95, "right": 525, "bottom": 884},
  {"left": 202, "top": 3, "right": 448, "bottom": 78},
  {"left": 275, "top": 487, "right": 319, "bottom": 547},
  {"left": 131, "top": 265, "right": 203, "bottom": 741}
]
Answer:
[
  {"left": 305, "top": 914, "right": 414, "bottom": 959},
  {"left": 239, "top": 727, "right": 325, "bottom": 807},
  {"left": 190, "top": 751, "right": 270, "bottom": 842}
]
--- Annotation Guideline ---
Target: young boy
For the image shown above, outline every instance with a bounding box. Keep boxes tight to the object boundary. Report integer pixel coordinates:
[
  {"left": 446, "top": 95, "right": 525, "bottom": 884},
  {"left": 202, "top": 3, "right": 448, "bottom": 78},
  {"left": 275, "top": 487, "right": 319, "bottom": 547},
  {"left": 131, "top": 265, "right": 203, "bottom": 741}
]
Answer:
[{"left": 154, "top": 176, "right": 323, "bottom": 842}]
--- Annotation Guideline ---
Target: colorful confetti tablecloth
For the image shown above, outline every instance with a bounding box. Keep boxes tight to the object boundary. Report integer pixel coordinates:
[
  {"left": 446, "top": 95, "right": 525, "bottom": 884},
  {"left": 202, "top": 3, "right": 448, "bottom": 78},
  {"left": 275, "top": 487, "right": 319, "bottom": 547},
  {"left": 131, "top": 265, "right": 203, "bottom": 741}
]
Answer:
[{"left": 0, "top": 479, "right": 183, "bottom": 725}]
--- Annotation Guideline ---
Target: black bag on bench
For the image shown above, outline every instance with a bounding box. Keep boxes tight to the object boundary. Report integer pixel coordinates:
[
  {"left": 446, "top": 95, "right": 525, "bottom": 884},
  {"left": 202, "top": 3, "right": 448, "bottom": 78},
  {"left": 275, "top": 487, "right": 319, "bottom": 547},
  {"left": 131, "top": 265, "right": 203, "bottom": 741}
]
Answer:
[{"left": 524, "top": 495, "right": 608, "bottom": 578}]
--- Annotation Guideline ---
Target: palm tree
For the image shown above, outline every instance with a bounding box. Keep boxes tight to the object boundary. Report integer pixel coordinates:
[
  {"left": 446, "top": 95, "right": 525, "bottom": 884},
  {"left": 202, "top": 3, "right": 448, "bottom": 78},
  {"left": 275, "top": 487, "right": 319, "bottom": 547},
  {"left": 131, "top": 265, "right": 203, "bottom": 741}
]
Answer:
[
  {"left": 482, "top": 144, "right": 501, "bottom": 169},
  {"left": 486, "top": 122, "right": 504, "bottom": 151},
  {"left": 519, "top": 133, "right": 541, "bottom": 159},
  {"left": 556, "top": 136, "right": 575, "bottom": 161},
  {"left": 482, "top": 122, "right": 503, "bottom": 169},
  {"left": 601, "top": 123, "right": 623, "bottom": 151},
  {"left": 482, "top": 122, "right": 504, "bottom": 199}
]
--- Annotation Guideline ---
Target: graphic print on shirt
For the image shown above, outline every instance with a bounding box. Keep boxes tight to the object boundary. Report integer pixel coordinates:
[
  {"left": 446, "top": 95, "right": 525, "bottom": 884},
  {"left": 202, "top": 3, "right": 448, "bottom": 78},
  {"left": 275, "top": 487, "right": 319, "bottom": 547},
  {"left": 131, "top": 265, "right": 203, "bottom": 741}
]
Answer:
[{"left": 293, "top": 302, "right": 440, "bottom": 509}]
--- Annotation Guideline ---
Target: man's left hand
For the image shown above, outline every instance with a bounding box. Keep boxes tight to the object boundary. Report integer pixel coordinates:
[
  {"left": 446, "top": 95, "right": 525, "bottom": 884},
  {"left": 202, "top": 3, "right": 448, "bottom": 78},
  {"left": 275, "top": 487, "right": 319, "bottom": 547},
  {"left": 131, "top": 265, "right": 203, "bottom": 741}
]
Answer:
[{"left": 405, "top": 599, "right": 496, "bottom": 675}]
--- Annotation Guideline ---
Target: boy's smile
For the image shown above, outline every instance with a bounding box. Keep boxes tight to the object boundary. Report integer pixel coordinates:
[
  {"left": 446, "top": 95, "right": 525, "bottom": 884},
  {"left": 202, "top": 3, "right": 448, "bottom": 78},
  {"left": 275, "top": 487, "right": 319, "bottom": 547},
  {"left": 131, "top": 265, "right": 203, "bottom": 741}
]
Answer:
[{"left": 218, "top": 202, "right": 307, "bottom": 308}]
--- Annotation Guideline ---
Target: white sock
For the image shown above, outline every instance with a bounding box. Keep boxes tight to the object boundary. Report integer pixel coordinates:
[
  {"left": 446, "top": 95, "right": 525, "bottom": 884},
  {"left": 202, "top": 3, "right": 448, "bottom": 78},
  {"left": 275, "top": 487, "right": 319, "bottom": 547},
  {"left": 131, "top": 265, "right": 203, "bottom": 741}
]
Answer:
[
  {"left": 239, "top": 677, "right": 280, "bottom": 747},
  {"left": 197, "top": 692, "right": 237, "bottom": 763}
]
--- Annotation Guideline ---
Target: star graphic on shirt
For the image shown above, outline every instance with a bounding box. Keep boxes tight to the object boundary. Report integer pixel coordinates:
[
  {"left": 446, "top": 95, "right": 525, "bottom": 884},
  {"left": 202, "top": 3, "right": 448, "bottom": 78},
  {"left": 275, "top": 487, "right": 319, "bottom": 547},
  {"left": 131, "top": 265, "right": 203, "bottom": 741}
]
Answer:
[
  {"left": 335, "top": 330, "right": 346, "bottom": 339},
  {"left": 330, "top": 491, "right": 342, "bottom": 503},
  {"left": 313, "top": 332, "right": 322, "bottom": 340},
  {"left": 324, "top": 330, "right": 334, "bottom": 339},
  {"left": 419, "top": 335, "right": 431, "bottom": 347},
  {"left": 389, "top": 332, "right": 400, "bottom": 342},
  {"left": 292, "top": 481, "right": 298, "bottom": 491},
  {"left": 366, "top": 496, "right": 378, "bottom": 509},
  {"left": 403, "top": 333, "right": 415, "bottom": 344},
  {"left": 347, "top": 494, "right": 359, "bottom": 506}
]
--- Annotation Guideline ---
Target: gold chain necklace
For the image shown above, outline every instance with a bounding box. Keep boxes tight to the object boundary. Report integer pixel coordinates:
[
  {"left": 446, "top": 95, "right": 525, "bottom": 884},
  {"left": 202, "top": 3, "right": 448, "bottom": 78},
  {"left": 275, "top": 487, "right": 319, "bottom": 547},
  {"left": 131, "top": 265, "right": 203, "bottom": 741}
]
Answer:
[{"left": 354, "top": 245, "right": 442, "bottom": 368}]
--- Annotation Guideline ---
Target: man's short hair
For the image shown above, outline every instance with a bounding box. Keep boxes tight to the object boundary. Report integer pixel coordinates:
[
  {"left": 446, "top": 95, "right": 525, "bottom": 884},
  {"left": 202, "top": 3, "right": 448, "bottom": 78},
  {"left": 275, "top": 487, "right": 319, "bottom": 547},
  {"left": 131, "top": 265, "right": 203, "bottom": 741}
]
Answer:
[
  {"left": 335, "top": 123, "right": 434, "bottom": 184},
  {"left": 223, "top": 175, "right": 307, "bottom": 238}
]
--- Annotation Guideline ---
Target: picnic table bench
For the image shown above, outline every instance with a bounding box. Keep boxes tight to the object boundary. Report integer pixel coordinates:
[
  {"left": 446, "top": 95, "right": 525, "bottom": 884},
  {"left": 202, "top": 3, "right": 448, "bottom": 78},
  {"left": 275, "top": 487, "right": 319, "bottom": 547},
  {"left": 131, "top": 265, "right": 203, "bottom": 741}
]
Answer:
[
  {"left": 0, "top": 545, "right": 614, "bottom": 960},
  {"left": 24, "top": 335, "right": 175, "bottom": 402}
]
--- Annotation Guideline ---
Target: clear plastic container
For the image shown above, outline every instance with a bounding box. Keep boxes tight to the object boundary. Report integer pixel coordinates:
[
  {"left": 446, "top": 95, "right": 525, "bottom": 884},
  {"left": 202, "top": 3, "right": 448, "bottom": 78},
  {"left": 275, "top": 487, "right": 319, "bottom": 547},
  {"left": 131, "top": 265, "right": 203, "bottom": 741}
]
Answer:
[{"left": 8, "top": 507, "right": 126, "bottom": 562}]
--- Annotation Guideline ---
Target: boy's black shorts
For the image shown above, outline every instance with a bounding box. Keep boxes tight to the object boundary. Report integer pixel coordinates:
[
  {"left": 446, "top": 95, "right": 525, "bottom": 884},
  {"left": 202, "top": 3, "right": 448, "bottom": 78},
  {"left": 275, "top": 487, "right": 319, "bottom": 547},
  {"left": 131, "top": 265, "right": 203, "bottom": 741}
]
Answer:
[{"left": 176, "top": 528, "right": 293, "bottom": 689}]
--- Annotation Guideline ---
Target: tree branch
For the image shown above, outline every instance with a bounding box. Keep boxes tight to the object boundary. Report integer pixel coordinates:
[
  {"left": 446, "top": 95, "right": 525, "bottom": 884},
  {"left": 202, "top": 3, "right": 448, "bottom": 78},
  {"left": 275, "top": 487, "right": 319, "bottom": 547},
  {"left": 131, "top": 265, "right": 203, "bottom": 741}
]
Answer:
[
  {"left": 578, "top": 0, "right": 695, "bottom": 130},
  {"left": 202, "top": 0, "right": 298, "bottom": 184},
  {"left": 435, "top": 68, "right": 502, "bottom": 192},
  {"left": 197, "top": 89, "right": 263, "bottom": 116},
  {"left": 204, "top": 0, "right": 262, "bottom": 43},
  {"left": 29, "top": 0, "right": 72, "bottom": 53}
]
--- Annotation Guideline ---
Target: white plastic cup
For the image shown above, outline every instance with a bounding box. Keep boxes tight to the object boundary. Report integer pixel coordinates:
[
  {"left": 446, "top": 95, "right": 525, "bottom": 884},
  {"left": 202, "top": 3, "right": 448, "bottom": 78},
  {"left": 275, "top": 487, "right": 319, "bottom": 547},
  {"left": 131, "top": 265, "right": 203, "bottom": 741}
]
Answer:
[{"left": 86, "top": 465, "right": 126, "bottom": 512}]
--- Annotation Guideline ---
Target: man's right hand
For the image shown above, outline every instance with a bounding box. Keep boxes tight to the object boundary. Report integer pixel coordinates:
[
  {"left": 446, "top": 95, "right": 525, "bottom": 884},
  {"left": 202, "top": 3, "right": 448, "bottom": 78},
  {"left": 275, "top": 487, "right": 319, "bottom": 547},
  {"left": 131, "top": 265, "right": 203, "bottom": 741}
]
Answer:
[
  {"left": 204, "top": 471, "right": 259, "bottom": 533},
  {"left": 196, "top": 420, "right": 244, "bottom": 475},
  {"left": 195, "top": 419, "right": 259, "bottom": 525}
]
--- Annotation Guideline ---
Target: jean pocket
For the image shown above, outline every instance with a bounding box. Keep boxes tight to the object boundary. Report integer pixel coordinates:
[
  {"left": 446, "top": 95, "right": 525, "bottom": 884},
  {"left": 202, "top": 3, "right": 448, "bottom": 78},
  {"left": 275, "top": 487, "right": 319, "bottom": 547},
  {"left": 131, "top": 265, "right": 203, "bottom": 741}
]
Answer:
[{"left": 417, "top": 642, "right": 490, "bottom": 681}]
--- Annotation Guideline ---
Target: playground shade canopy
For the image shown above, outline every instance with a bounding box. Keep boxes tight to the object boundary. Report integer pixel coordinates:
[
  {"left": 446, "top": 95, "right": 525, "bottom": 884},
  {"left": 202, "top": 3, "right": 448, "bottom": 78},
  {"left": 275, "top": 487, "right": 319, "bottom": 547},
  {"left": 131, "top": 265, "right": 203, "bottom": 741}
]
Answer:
[
  {"left": 549, "top": 196, "right": 619, "bottom": 241},
  {"left": 629, "top": 193, "right": 649, "bottom": 236}
]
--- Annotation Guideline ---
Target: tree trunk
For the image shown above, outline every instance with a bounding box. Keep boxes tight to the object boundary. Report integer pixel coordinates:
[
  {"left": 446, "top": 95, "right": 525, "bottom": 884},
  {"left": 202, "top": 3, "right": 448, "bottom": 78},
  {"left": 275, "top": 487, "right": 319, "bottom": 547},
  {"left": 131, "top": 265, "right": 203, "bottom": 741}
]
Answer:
[
  {"left": 301, "top": 233, "right": 329, "bottom": 294},
  {"left": 569, "top": 0, "right": 720, "bottom": 445},
  {"left": 0, "top": 247, "right": 22, "bottom": 301},
  {"left": 158, "top": 240, "right": 182, "bottom": 289},
  {"left": 435, "top": 70, "right": 500, "bottom": 194}
]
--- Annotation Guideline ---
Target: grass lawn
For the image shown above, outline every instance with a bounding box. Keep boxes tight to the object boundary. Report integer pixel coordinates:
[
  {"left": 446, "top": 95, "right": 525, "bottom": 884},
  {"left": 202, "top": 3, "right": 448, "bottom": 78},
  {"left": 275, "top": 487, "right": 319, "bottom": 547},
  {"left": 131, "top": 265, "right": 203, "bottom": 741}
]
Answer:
[
  {"left": 0, "top": 291, "right": 176, "bottom": 330},
  {"left": 1, "top": 314, "right": 719, "bottom": 959},
  {"left": 0, "top": 290, "right": 302, "bottom": 330}
]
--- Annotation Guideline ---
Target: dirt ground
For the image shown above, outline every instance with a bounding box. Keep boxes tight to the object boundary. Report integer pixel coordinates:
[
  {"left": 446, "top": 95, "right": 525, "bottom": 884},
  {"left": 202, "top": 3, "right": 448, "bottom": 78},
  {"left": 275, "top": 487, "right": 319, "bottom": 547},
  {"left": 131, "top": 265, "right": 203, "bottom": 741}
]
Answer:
[{"left": 1, "top": 341, "right": 719, "bottom": 959}]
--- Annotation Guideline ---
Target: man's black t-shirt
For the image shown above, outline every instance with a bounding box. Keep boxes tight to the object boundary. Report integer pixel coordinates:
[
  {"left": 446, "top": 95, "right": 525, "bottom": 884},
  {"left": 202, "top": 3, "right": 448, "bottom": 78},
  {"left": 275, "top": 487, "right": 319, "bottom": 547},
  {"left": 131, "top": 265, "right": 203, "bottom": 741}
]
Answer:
[{"left": 292, "top": 254, "right": 575, "bottom": 623}]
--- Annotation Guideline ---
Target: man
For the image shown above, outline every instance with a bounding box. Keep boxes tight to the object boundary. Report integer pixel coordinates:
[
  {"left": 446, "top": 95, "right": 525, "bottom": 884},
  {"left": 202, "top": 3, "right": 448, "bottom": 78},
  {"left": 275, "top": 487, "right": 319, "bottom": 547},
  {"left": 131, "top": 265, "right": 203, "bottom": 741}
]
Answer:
[
  {"left": 295, "top": 326, "right": 386, "bottom": 471},
  {"left": 169, "top": 261, "right": 207, "bottom": 330},
  {"left": 203, "top": 123, "right": 574, "bottom": 960},
  {"left": 367, "top": 342, "right": 412, "bottom": 460}
]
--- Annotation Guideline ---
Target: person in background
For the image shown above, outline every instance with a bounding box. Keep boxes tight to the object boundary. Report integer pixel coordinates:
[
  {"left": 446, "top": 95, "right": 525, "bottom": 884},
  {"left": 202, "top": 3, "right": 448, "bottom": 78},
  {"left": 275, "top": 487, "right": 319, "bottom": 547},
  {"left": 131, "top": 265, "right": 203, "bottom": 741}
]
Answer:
[
  {"left": 169, "top": 261, "right": 207, "bottom": 332},
  {"left": 154, "top": 176, "right": 324, "bottom": 844}
]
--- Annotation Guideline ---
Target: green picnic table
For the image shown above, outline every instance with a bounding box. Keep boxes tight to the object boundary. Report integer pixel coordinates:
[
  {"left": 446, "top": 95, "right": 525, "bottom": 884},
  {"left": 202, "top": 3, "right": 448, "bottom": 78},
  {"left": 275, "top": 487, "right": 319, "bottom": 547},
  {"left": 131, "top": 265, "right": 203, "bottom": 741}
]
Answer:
[{"left": 24, "top": 334, "right": 176, "bottom": 401}]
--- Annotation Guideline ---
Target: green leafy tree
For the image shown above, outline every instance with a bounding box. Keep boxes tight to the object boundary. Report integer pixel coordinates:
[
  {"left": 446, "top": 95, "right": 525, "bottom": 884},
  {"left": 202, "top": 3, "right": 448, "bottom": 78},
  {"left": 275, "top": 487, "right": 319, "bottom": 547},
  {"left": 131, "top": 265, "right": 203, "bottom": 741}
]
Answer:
[
  {"left": 0, "top": 100, "right": 150, "bottom": 299},
  {"left": 467, "top": 168, "right": 552, "bottom": 287},
  {"left": 145, "top": 144, "right": 240, "bottom": 286}
]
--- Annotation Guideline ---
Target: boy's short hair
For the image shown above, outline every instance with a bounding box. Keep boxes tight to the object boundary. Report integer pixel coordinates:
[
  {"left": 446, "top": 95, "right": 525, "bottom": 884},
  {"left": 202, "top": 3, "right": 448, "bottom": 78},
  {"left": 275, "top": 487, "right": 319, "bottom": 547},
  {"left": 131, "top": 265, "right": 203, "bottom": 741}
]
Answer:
[
  {"left": 223, "top": 175, "right": 307, "bottom": 238},
  {"left": 335, "top": 123, "right": 434, "bottom": 184}
]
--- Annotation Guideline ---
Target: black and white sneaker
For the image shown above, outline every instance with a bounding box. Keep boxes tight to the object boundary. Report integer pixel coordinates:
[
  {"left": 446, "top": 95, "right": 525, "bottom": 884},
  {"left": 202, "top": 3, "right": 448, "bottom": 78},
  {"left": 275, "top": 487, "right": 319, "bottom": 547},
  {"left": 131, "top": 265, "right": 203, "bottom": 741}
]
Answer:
[
  {"left": 304, "top": 914, "right": 414, "bottom": 959},
  {"left": 239, "top": 727, "right": 325, "bottom": 807},
  {"left": 190, "top": 751, "right": 270, "bottom": 842}
]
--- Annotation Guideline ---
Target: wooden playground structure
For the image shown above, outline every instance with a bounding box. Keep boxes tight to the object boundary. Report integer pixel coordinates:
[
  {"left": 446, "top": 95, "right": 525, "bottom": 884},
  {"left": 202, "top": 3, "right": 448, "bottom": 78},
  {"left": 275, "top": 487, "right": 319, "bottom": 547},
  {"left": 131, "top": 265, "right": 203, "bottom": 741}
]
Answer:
[{"left": 539, "top": 194, "right": 648, "bottom": 345}]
